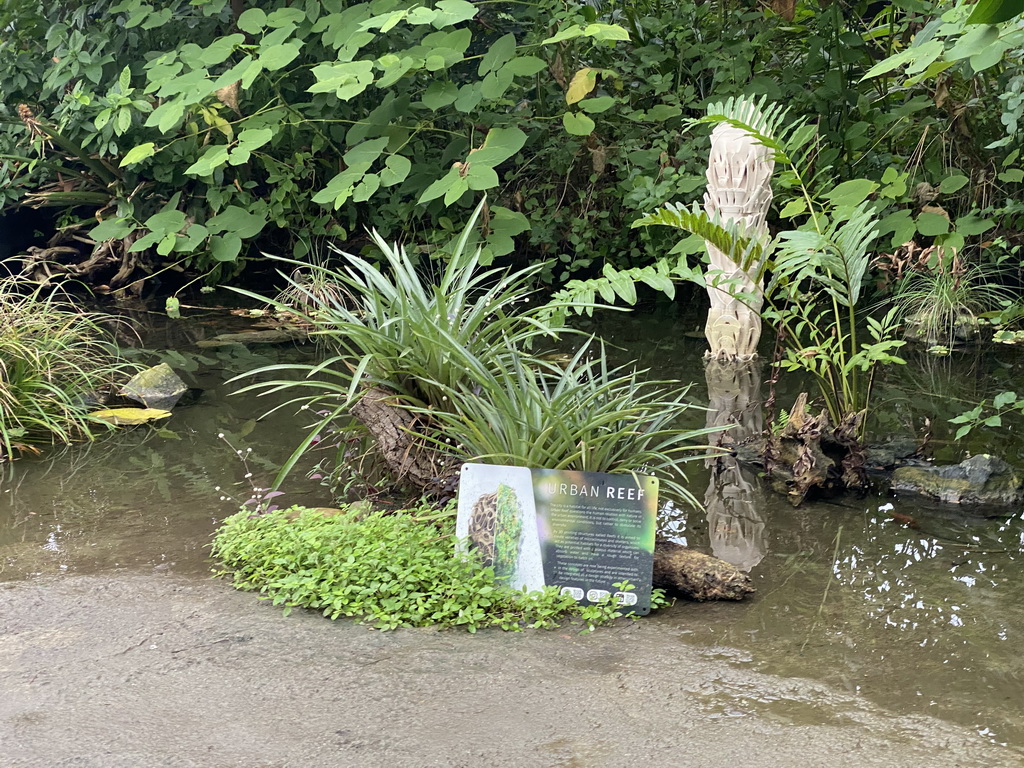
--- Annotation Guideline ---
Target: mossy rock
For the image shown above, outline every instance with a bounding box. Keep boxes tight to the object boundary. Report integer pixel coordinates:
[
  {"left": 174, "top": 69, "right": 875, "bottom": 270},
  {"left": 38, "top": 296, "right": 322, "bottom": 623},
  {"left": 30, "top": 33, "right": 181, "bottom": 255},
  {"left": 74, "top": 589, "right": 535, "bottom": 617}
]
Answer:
[{"left": 891, "top": 454, "right": 1024, "bottom": 505}]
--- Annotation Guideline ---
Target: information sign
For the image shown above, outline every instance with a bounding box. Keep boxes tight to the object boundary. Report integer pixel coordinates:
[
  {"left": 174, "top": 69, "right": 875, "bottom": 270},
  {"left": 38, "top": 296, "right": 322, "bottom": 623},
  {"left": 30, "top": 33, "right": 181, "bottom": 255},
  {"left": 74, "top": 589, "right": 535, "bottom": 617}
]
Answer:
[{"left": 456, "top": 464, "right": 658, "bottom": 615}]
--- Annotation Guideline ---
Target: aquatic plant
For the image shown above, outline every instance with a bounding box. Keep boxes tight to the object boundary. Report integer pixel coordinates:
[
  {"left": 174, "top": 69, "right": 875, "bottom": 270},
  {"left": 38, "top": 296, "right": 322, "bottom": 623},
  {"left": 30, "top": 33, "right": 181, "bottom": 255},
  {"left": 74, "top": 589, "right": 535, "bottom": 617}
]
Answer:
[
  {"left": 888, "top": 250, "right": 1011, "bottom": 348},
  {"left": 210, "top": 503, "right": 652, "bottom": 632},
  {"left": 0, "top": 278, "right": 139, "bottom": 458},
  {"left": 234, "top": 202, "right": 715, "bottom": 506}
]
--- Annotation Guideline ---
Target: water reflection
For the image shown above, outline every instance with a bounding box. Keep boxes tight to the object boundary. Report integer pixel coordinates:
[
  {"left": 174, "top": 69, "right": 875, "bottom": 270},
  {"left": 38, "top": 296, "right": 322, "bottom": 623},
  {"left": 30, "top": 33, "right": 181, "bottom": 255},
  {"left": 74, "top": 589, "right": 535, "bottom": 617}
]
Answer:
[{"left": 702, "top": 360, "right": 767, "bottom": 572}]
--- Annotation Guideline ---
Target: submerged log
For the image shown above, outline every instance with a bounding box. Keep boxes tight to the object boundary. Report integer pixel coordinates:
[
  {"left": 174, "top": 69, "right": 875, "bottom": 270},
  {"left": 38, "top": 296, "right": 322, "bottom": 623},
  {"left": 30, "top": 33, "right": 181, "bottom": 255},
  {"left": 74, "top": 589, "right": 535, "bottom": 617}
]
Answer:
[{"left": 652, "top": 540, "right": 754, "bottom": 601}]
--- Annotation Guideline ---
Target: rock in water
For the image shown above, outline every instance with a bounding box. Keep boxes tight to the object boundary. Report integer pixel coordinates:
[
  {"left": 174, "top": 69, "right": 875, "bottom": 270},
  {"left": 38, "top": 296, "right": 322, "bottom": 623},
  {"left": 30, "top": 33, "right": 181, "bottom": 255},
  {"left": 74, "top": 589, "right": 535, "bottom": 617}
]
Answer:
[
  {"left": 119, "top": 363, "right": 188, "bottom": 410},
  {"left": 652, "top": 541, "right": 755, "bottom": 601},
  {"left": 891, "top": 454, "right": 1024, "bottom": 505}
]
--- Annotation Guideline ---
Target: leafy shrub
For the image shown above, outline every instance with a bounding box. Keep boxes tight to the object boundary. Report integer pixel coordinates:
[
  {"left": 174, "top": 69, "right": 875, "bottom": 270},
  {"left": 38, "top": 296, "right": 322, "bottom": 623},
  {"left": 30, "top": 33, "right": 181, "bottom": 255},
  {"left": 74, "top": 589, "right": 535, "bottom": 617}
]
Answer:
[
  {"left": 211, "top": 504, "right": 643, "bottom": 631},
  {"left": 0, "top": 279, "right": 139, "bottom": 457}
]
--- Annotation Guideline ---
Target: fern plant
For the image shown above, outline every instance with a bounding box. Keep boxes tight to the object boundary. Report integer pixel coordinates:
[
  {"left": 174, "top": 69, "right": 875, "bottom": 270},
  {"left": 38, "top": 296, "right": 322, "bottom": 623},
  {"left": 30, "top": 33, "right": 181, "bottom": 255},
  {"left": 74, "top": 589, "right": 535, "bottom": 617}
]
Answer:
[{"left": 547, "top": 96, "right": 906, "bottom": 440}]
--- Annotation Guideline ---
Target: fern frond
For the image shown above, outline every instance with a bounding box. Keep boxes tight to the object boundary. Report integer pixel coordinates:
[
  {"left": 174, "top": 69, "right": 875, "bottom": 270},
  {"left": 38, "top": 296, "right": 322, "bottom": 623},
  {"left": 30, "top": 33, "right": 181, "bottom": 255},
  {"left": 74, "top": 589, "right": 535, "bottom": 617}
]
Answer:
[{"left": 633, "top": 202, "right": 770, "bottom": 276}]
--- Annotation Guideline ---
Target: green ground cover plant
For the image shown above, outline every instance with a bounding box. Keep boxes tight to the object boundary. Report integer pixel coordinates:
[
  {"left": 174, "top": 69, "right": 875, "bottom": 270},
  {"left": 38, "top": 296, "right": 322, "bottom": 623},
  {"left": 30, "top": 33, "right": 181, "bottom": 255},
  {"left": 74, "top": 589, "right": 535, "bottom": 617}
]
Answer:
[
  {"left": 0, "top": 278, "right": 139, "bottom": 458},
  {"left": 211, "top": 503, "right": 660, "bottom": 631}
]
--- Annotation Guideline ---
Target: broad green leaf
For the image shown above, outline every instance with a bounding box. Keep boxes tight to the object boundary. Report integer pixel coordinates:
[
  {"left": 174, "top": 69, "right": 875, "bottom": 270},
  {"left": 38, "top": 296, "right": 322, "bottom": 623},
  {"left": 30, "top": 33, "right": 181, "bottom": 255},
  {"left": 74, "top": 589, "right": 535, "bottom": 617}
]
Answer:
[
  {"left": 443, "top": 175, "right": 470, "bottom": 205},
  {"left": 939, "top": 174, "right": 969, "bottom": 194},
  {"left": 970, "top": 40, "right": 1012, "bottom": 72},
  {"left": 201, "top": 35, "right": 244, "bottom": 67},
  {"left": 479, "top": 68, "right": 514, "bottom": 100},
  {"left": 422, "top": 81, "right": 459, "bottom": 110},
  {"left": 352, "top": 173, "right": 381, "bottom": 202},
  {"left": 861, "top": 47, "right": 915, "bottom": 80},
  {"left": 966, "top": 0, "right": 1024, "bottom": 24},
  {"left": 89, "top": 217, "right": 134, "bottom": 241},
  {"left": 237, "top": 128, "right": 275, "bottom": 151},
  {"left": 877, "top": 209, "right": 917, "bottom": 248},
  {"left": 779, "top": 197, "right": 807, "bottom": 218},
  {"left": 993, "top": 390, "right": 1018, "bottom": 408},
  {"left": 646, "top": 104, "right": 682, "bottom": 121},
  {"left": 184, "top": 145, "right": 230, "bottom": 176},
  {"left": 502, "top": 56, "right": 547, "bottom": 77},
  {"left": 144, "top": 208, "right": 187, "bottom": 235},
  {"left": 237, "top": 7, "right": 267, "bottom": 32},
  {"left": 466, "top": 163, "right": 499, "bottom": 190},
  {"left": 380, "top": 154, "right": 411, "bottom": 187},
  {"left": 479, "top": 33, "right": 516, "bottom": 76},
  {"left": 998, "top": 168, "right": 1024, "bottom": 182},
  {"left": 579, "top": 96, "right": 616, "bottom": 113},
  {"left": 433, "top": 0, "right": 479, "bottom": 27},
  {"left": 582, "top": 23, "right": 630, "bottom": 41},
  {"left": 454, "top": 82, "right": 483, "bottom": 112},
  {"left": 542, "top": 25, "right": 583, "bottom": 44},
  {"left": 259, "top": 42, "right": 301, "bottom": 71},
  {"left": 468, "top": 127, "right": 527, "bottom": 166},
  {"left": 120, "top": 142, "right": 156, "bottom": 167},
  {"left": 210, "top": 234, "right": 243, "bottom": 262},
  {"left": 267, "top": 7, "right": 306, "bottom": 27},
  {"left": 822, "top": 178, "right": 878, "bottom": 206},
  {"left": 562, "top": 111, "right": 596, "bottom": 135},
  {"left": 917, "top": 211, "right": 950, "bottom": 236},
  {"left": 419, "top": 167, "right": 462, "bottom": 203},
  {"left": 309, "top": 61, "right": 375, "bottom": 100},
  {"left": 954, "top": 213, "right": 995, "bottom": 236},
  {"left": 344, "top": 137, "right": 389, "bottom": 165},
  {"left": 207, "top": 205, "right": 267, "bottom": 238}
]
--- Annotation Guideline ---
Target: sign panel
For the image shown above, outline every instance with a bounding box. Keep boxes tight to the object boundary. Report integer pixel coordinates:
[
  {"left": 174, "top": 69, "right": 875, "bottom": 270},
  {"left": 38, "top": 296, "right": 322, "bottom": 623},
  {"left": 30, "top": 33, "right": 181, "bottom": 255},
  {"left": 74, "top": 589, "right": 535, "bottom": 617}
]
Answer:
[{"left": 456, "top": 464, "right": 658, "bottom": 615}]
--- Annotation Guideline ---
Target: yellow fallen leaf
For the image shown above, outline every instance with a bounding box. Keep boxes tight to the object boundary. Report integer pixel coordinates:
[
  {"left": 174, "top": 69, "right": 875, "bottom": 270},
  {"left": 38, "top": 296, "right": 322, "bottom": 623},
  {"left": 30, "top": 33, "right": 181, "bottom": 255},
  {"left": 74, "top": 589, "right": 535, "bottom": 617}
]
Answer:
[{"left": 88, "top": 407, "right": 172, "bottom": 426}]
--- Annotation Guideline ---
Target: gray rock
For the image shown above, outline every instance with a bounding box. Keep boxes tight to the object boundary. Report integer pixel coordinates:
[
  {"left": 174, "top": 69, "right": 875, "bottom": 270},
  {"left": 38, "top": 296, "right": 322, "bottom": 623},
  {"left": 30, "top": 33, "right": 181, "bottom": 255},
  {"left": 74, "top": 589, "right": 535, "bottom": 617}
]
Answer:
[{"left": 890, "top": 454, "right": 1024, "bottom": 505}]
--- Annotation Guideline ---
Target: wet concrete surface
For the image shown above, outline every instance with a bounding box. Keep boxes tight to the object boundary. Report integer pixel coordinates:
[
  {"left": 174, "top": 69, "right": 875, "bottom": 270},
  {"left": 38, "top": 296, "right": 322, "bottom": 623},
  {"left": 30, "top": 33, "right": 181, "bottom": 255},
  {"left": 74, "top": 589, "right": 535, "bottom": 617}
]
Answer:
[{"left": 1, "top": 572, "right": 1019, "bottom": 768}]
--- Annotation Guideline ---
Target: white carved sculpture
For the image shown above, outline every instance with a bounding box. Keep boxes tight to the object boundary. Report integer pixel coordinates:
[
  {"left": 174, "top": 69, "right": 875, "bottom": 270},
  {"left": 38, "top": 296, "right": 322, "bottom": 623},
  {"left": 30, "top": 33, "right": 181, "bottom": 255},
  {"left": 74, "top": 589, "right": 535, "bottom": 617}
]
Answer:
[{"left": 703, "top": 122, "right": 774, "bottom": 360}]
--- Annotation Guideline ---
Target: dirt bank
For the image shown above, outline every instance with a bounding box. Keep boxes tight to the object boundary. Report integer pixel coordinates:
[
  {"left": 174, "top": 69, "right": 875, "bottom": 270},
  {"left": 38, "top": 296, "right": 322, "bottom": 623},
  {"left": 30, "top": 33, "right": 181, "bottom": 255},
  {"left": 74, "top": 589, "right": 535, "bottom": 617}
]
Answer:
[{"left": 0, "top": 572, "right": 1016, "bottom": 768}]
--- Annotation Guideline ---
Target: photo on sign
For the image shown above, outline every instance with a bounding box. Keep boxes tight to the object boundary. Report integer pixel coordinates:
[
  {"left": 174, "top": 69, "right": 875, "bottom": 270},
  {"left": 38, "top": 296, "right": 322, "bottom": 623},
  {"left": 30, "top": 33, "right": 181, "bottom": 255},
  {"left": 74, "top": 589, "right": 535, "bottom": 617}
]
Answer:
[{"left": 456, "top": 464, "right": 544, "bottom": 592}]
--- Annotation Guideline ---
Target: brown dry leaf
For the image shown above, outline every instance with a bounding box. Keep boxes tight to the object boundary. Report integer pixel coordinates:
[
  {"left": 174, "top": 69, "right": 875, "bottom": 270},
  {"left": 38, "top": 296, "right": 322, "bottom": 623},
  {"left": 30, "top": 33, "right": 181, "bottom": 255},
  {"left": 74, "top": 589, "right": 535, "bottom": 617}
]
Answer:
[
  {"left": 934, "top": 76, "right": 950, "bottom": 109},
  {"left": 215, "top": 81, "right": 242, "bottom": 115},
  {"left": 921, "top": 203, "right": 950, "bottom": 221},
  {"left": 771, "top": 0, "right": 796, "bottom": 21}
]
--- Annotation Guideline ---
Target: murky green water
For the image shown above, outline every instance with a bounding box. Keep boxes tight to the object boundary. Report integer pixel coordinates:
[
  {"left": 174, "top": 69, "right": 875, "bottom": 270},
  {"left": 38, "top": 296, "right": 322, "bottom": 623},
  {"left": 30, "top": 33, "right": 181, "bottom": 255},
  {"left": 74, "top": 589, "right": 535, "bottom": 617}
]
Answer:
[{"left": 3, "top": 305, "right": 1024, "bottom": 751}]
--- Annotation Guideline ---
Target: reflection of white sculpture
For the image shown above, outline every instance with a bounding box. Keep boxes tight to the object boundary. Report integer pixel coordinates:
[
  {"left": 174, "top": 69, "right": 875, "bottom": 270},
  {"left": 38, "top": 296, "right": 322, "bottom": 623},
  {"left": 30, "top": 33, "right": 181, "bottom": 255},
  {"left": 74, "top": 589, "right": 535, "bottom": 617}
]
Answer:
[
  {"left": 703, "top": 123, "right": 774, "bottom": 361},
  {"left": 703, "top": 361, "right": 767, "bottom": 572}
]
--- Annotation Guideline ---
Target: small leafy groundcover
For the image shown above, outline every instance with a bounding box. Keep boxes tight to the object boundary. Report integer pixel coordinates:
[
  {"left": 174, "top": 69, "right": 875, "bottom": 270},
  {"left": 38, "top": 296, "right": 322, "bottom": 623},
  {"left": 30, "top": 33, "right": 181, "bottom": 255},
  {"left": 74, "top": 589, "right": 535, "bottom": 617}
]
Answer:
[{"left": 211, "top": 504, "right": 657, "bottom": 631}]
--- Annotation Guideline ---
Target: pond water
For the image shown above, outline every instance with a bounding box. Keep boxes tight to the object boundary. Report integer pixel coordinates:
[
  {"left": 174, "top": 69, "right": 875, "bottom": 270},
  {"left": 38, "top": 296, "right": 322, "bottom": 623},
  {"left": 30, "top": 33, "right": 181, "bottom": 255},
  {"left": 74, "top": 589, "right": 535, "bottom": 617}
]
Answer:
[{"left": 2, "top": 303, "right": 1024, "bottom": 754}]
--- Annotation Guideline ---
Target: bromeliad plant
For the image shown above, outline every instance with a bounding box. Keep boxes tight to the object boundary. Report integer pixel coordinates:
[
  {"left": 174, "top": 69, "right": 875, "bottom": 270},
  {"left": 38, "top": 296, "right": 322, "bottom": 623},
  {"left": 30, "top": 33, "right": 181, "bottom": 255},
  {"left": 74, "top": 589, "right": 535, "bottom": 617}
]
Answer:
[
  {"left": 0, "top": 278, "right": 139, "bottom": 458},
  {"left": 234, "top": 201, "right": 715, "bottom": 506}
]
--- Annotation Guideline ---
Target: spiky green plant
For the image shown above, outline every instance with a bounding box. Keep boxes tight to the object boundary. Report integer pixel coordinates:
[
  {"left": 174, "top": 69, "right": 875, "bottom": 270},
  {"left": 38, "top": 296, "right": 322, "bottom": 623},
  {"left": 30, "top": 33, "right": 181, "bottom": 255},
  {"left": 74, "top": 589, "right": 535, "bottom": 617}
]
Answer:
[
  {"left": 0, "top": 279, "right": 138, "bottom": 457},
  {"left": 404, "top": 340, "right": 716, "bottom": 506},
  {"left": 890, "top": 254, "right": 1011, "bottom": 347},
  {"left": 233, "top": 201, "right": 715, "bottom": 504}
]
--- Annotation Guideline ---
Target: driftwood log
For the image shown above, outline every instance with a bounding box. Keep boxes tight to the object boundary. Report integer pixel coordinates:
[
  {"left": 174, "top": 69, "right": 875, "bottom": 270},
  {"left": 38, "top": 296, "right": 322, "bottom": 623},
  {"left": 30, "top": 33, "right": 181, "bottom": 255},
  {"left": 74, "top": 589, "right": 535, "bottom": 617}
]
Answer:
[
  {"left": 349, "top": 386, "right": 456, "bottom": 495},
  {"left": 653, "top": 540, "right": 754, "bottom": 601}
]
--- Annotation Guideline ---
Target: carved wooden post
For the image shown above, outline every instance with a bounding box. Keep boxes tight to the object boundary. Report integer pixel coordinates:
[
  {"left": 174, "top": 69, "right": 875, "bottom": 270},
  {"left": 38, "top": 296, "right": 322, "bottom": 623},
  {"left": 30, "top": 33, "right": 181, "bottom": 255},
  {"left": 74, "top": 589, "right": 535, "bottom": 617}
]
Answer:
[{"left": 703, "top": 122, "right": 774, "bottom": 360}]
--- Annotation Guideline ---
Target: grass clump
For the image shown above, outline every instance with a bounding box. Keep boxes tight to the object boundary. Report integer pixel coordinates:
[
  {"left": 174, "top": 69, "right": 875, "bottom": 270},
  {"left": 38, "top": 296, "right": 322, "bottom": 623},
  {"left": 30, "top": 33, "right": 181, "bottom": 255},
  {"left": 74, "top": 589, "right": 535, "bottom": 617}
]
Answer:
[
  {"left": 0, "top": 279, "right": 138, "bottom": 458},
  {"left": 211, "top": 504, "right": 616, "bottom": 632}
]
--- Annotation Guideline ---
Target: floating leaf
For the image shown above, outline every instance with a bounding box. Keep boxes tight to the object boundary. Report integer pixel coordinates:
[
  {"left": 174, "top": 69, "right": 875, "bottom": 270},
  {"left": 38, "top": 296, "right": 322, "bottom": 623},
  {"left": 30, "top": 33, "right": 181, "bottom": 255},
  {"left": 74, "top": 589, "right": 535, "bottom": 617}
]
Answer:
[{"left": 89, "top": 408, "right": 173, "bottom": 426}]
